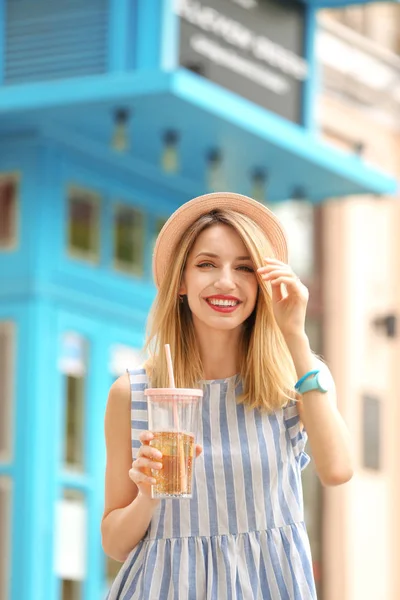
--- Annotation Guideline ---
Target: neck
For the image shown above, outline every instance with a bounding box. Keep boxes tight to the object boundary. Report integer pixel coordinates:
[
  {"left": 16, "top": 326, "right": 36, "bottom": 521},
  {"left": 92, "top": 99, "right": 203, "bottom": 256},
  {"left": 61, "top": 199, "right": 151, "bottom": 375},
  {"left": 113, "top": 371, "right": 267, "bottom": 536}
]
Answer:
[{"left": 193, "top": 321, "right": 243, "bottom": 380}]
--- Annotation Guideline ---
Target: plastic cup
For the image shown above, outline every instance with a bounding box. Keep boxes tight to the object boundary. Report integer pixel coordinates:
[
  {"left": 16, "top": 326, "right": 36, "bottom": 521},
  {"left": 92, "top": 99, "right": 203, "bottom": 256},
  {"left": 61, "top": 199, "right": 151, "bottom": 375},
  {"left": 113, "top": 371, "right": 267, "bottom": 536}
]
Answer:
[{"left": 145, "top": 388, "right": 203, "bottom": 499}]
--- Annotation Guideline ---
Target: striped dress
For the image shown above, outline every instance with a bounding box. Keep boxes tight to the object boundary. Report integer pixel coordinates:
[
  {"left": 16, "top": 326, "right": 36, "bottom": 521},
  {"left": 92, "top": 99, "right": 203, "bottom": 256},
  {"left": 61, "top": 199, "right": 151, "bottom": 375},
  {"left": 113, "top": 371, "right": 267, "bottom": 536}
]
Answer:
[{"left": 107, "top": 368, "right": 317, "bottom": 600}]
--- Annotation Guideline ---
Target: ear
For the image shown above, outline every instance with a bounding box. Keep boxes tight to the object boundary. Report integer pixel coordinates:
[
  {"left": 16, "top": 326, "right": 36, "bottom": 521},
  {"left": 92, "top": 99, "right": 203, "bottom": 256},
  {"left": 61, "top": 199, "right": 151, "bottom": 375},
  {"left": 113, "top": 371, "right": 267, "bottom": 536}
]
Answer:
[{"left": 178, "top": 278, "right": 187, "bottom": 295}]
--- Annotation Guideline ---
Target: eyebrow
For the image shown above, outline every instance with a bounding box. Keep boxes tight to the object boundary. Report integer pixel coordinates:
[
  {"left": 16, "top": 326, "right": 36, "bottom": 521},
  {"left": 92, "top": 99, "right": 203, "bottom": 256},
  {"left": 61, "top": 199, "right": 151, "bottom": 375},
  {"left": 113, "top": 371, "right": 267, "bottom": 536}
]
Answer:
[{"left": 195, "top": 252, "right": 251, "bottom": 260}]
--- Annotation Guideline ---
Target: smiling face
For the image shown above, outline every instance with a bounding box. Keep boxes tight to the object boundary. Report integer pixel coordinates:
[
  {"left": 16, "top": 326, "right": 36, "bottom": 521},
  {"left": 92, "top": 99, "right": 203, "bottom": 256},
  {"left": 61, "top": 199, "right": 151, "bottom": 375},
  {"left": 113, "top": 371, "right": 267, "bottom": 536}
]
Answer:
[{"left": 179, "top": 223, "right": 259, "bottom": 333}]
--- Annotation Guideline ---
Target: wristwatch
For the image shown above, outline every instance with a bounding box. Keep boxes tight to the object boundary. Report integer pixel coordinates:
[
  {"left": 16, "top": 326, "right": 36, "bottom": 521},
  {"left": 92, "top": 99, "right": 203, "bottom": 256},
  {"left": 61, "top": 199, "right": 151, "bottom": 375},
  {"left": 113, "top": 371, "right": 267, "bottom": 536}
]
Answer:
[{"left": 295, "top": 367, "right": 334, "bottom": 395}]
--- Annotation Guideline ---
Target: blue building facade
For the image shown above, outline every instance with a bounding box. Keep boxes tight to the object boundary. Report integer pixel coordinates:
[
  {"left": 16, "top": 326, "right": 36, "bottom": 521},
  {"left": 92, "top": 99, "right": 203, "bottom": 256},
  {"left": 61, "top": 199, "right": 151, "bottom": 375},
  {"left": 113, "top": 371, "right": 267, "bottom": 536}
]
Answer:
[{"left": 0, "top": 1, "right": 397, "bottom": 599}]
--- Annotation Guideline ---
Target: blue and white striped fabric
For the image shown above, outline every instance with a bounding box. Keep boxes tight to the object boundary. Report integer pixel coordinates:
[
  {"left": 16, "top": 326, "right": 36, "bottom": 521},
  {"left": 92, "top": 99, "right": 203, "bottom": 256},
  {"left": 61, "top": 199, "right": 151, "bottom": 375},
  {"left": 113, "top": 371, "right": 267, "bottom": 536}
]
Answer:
[{"left": 107, "top": 368, "right": 317, "bottom": 599}]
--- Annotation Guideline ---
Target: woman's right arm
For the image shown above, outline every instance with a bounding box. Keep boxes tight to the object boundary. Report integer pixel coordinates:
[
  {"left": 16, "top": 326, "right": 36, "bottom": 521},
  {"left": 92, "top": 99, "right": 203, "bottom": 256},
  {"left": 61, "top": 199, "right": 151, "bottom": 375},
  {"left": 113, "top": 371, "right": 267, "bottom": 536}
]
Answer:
[{"left": 100, "top": 373, "right": 162, "bottom": 562}]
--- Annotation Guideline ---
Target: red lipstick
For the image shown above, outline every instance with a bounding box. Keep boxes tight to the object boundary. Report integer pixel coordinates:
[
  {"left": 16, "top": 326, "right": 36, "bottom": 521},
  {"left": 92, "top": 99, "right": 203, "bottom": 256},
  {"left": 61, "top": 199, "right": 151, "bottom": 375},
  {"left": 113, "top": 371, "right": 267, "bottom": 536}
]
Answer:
[{"left": 204, "top": 295, "right": 242, "bottom": 314}]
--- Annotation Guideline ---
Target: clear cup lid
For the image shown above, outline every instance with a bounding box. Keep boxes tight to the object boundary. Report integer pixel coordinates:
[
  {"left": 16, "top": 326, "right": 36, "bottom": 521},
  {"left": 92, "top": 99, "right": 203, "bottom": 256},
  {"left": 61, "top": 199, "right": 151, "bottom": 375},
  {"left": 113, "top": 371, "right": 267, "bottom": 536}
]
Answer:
[{"left": 144, "top": 388, "right": 203, "bottom": 397}]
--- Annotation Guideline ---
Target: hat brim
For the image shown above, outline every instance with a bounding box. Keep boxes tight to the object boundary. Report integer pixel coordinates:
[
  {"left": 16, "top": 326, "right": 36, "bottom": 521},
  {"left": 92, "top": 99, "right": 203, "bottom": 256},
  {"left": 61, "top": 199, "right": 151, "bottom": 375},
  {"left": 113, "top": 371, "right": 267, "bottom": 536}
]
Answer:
[{"left": 153, "top": 192, "right": 288, "bottom": 289}]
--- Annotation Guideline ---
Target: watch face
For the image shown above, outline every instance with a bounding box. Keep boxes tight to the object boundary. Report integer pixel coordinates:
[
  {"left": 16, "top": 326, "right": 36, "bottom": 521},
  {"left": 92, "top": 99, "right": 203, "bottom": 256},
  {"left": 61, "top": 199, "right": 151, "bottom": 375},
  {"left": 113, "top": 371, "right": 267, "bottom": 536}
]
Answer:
[{"left": 316, "top": 370, "right": 332, "bottom": 393}]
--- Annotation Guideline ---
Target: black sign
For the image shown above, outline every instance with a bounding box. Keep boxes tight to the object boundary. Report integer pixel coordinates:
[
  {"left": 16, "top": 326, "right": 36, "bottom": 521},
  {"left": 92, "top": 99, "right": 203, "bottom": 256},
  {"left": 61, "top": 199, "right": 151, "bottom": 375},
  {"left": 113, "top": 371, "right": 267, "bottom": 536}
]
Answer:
[{"left": 176, "top": 0, "right": 307, "bottom": 123}]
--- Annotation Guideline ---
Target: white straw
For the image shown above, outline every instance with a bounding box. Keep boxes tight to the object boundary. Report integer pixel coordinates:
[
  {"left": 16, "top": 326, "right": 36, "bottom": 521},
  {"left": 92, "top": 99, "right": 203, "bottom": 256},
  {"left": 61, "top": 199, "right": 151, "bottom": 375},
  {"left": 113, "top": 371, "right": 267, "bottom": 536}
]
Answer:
[
  {"left": 165, "top": 344, "right": 176, "bottom": 388},
  {"left": 165, "top": 344, "right": 179, "bottom": 431},
  {"left": 164, "top": 344, "right": 186, "bottom": 490}
]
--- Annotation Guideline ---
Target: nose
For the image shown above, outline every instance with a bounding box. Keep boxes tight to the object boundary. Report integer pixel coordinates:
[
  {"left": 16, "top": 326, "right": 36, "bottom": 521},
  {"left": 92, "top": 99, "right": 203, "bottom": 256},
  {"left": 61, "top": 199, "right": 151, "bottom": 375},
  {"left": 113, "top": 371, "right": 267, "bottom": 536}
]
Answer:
[{"left": 214, "top": 266, "right": 236, "bottom": 291}]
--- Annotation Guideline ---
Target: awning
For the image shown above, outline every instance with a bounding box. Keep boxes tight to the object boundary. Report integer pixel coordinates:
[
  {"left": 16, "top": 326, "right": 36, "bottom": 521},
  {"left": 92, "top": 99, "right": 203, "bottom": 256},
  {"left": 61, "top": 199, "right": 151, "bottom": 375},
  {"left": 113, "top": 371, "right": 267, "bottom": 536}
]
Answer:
[{"left": 0, "top": 69, "right": 397, "bottom": 202}]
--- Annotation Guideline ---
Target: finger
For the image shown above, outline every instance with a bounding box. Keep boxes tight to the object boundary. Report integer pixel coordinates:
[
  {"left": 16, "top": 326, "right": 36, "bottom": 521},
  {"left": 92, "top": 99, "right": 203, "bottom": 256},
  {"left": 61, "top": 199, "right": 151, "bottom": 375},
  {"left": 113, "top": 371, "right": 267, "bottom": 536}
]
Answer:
[
  {"left": 258, "top": 268, "right": 293, "bottom": 279},
  {"left": 139, "top": 431, "right": 154, "bottom": 445},
  {"left": 263, "top": 257, "right": 286, "bottom": 266},
  {"left": 270, "top": 276, "right": 302, "bottom": 290},
  {"left": 264, "top": 256, "right": 287, "bottom": 265},
  {"left": 258, "top": 260, "right": 287, "bottom": 269},
  {"left": 195, "top": 444, "right": 203, "bottom": 457},
  {"left": 139, "top": 430, "right": 154, "bottom": 444},
  {"left": 129, "top": 468, "right": 156, "bottom": 485},
  {"left": 136, "top": 446, "right": 163, "bottom": 461},
  {"left": 258, "top": 261, "right": 289, "bottom": 270},
  {"left": 135, "top": 456, "right": 163, "bottom": 471},
  {"left": 271, "top": 281, "right": 283, "bottom": 303}
]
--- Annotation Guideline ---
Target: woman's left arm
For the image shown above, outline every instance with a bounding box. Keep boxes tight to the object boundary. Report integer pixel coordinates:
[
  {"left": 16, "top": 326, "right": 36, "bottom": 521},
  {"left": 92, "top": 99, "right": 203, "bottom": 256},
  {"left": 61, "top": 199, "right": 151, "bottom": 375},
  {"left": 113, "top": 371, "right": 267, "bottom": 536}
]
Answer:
[
  {"left": 257, "top": 258, "right": 354, "bottom": 487},
  {"left": 284, "top": 332, "right": 354, "bottom": 487}
]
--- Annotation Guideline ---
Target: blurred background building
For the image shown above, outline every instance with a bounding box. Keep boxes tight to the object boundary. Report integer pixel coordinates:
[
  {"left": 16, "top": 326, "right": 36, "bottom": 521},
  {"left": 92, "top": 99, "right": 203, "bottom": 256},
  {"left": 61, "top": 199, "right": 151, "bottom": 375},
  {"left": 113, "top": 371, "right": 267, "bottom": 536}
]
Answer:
[{"left": 0, "top": 1, "right": 398, "bottom": 599}]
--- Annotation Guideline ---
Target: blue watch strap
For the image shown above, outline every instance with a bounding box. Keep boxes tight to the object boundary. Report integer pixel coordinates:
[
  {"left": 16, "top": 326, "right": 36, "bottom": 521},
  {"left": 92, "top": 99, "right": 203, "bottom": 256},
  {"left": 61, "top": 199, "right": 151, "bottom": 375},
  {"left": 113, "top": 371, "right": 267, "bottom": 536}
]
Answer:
[{"left": 294, "top": 369, "right": 319, "bottom": 391}]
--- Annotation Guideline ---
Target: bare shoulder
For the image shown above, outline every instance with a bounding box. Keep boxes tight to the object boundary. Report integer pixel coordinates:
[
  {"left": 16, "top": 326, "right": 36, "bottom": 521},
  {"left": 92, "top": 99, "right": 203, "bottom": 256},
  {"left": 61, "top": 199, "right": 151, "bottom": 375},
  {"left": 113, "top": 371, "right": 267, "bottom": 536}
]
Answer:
[
  {"left": 104, "top": 373, "right": 131, "bottom": 436},
  {"left": 110, "top": 372, "right": 131, "bottom": 397},
  {"left": 103, "top": 372, "right": 137, "bottom": 519},
  {"left": 107, "top": 373, "right": 131, "bottom": 405}
]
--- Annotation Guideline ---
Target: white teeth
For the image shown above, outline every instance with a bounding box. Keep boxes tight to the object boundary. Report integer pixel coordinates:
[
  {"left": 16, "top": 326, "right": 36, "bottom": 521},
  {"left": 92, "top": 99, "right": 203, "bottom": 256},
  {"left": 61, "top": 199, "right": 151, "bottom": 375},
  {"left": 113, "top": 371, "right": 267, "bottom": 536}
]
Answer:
[{"left": 208, "top": 299, "right": 239, "bottom": 307}]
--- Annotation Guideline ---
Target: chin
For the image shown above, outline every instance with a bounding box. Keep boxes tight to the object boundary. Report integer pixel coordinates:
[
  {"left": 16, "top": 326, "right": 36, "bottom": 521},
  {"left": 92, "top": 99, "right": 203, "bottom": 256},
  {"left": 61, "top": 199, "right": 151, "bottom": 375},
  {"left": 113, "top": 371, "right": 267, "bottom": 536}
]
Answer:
[
  {"left": 190, "top": 302, "right": 253, "bottom": 331},
  {"left": 202, "top": 315, "right": 249, "bottom": 331}
]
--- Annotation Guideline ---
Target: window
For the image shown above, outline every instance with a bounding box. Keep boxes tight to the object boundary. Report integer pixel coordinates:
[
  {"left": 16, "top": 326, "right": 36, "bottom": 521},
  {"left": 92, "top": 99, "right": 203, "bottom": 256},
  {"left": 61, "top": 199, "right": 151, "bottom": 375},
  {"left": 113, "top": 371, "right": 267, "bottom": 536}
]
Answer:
[
  {"left": 62, "top": 580, "right": 81, "bottom": 600},
  {"left": 0, "top": 478, "right": 12, "bottom": 600},
  {"left": 64, "top": 375, "right": 85, "bottom": 469},
  {"left": 362, "top": 394, "right": 381, "bottom": 471},
  {"left": 59, "top": 333, "right": 87, "bottom": 471},
  {"left": 153, "top": 216, "right": 168, "bottom": 251},
  {"left": 0, "top": 174, "right": 18, "bottom": 249},
  {"left": 155, "top": 217, "right": 167, "bottom": 236},
  {"left": 55, "top": 489, "right": 86, "bottom": 596},
  {"left": 323, "top": 6, "right": 400, "bottom": 54},
  {"left": 0, "top": 322, "right": 14, "bottom": 461},
  {"left": 113, "top": 204, "right": 144, "bottom": 275},
  {"left": 268, "top": 200, "right": 315, "bottom": 281},
  {"left": 67, "top": 187, "right": 100, "bottom": 263}
]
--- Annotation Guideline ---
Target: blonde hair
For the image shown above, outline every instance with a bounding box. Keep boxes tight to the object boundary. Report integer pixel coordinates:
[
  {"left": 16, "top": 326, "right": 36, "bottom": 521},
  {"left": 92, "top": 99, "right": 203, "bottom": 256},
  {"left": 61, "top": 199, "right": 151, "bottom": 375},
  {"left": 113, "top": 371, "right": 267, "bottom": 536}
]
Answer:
[{"left": 144, "top": 209, "right": 297, "bottom": 412}]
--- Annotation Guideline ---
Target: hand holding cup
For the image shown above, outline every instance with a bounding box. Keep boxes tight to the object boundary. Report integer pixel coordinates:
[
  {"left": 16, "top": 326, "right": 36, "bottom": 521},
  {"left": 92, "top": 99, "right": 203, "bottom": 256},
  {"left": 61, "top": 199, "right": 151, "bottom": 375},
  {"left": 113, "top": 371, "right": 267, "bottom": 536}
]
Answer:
[{"left": 129, "top": 430, "right": 203, "bottom": 499}]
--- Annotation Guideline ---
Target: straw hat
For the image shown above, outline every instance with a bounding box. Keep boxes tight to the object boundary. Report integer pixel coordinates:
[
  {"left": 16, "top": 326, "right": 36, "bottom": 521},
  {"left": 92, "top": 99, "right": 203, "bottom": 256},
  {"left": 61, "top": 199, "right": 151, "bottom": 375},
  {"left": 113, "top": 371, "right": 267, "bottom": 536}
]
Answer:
[{"left": 153, "top": 192, "right": 288, "bottom": 289}]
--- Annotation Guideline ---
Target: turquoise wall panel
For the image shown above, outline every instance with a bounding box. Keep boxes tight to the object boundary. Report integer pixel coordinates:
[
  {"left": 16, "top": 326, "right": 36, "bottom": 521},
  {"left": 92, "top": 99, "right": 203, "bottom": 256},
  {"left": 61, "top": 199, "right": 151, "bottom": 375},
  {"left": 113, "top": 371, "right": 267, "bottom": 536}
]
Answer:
[{"left": 4, "top": 0, "right": 108, "bottom": 83}]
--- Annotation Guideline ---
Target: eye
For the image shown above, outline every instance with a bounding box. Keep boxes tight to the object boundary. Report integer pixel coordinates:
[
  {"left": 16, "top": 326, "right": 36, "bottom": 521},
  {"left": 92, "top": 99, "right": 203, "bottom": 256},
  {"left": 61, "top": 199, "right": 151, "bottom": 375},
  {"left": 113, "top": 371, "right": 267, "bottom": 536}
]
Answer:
[
  {"left": 236, "top": 265, "right": 254, "bottom": 272},
  {"left": 196, "top": 262, "right": 215, "bottom": 268}
]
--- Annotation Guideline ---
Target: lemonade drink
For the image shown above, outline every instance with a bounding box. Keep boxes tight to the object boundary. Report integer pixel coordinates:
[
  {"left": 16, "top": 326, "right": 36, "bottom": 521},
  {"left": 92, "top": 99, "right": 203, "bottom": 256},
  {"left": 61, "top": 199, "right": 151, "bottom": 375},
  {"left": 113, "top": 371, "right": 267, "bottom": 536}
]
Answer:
[
  {"left": 145, "top": 387, "right": 202, "bottom": 499},
  {"left": 150, "top": 431, "right": 195, "bottom": 497}
]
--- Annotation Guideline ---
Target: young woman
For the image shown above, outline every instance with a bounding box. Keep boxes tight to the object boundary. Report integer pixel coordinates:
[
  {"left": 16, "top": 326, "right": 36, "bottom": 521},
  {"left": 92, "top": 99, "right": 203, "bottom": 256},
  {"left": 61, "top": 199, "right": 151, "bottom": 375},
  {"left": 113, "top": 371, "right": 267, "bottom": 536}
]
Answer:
[{"left": 102, "top": 192, "right": 353, "bottom": 599}]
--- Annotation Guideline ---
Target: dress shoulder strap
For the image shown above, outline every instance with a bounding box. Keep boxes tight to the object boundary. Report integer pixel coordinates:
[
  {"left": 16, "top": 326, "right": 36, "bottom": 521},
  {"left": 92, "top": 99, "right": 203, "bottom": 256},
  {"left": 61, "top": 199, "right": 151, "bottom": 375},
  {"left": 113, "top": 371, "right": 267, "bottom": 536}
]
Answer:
[{"left": 127, "top": 367, "right": 149, "bottom": 460}]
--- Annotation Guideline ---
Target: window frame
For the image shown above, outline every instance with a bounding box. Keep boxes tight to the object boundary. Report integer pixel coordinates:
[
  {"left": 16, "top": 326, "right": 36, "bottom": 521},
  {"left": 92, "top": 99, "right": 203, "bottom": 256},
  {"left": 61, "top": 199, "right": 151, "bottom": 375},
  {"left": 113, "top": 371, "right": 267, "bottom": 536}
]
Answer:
[
  {"left": 0, "top": 477, "right": 12, "bottom": 600},
  {"left": 59, "top": 332, "right": 88, "bottom": 473},
  {"left": 112, "top": 201, "right": 145, "bottom": 277},
  {"left": 0, "top": 321, "right": 15, "bottom": 462},
  {"left": 67, "top": 185, "right": 101, "bottom": 265},
  {"left": 63, "top": 374, "right": 86, "bottom": 472},
  {"left": 0, "top": 172, "right": 19, "bottom": 251}
]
